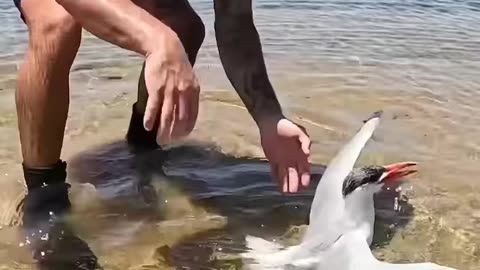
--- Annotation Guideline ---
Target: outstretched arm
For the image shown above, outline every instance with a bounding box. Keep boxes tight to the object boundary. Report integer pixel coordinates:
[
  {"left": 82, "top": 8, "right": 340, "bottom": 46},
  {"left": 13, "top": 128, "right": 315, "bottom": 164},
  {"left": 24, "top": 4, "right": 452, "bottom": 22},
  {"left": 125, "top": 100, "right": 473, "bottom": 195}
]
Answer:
[
  {"left": 213, "top": 0, "right": 312, "bottom": 193},
  {"left": 213, "top": 0, "right": 282, "bottom": 125}
]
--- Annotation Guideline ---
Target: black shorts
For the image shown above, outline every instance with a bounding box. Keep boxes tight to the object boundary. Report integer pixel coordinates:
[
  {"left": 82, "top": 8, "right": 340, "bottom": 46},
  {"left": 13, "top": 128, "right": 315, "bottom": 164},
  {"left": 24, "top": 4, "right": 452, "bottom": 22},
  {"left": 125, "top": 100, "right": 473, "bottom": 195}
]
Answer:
[{"left": 13, "top": 0, "right": 25, "bottom": 22}]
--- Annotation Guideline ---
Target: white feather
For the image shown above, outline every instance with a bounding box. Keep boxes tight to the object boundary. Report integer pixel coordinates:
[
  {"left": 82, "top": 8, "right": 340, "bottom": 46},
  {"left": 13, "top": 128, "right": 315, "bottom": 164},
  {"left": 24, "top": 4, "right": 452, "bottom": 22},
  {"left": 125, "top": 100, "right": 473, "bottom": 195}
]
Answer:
[{"left": 244, "top": 235, "right": 282, "bottom": 254}]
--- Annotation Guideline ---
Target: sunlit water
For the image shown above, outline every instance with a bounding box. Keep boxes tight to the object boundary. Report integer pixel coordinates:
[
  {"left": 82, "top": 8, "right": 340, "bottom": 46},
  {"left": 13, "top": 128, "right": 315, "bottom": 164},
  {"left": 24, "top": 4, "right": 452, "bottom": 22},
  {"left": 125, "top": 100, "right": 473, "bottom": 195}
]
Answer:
[{"left": 0, "top": 0, "right": 479, "bottom": 269}]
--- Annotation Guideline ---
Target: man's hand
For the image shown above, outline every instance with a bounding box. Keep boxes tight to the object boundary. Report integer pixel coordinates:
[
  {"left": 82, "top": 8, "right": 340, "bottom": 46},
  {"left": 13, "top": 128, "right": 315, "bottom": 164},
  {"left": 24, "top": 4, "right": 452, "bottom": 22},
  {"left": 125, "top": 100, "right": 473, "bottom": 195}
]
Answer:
[
  {"left": 54, "top": 0, "right": 201, "bottom": 146},
  {"left": 259, "top": 117, "right": 312, "bottom": 193},
  {"left": 143, "top": 36, "right": 200, "bottom": 145}
]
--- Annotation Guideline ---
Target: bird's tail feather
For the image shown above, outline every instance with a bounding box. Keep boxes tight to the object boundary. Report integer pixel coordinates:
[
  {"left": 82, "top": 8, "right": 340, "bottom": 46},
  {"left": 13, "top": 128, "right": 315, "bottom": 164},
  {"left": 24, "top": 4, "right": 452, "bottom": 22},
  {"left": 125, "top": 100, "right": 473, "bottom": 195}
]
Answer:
[
  {"left": 242, "top": 235, "right": 301, "bottom": 268},
  {"left": 244, "top": 235, "right": 283, "bottom": 254}
]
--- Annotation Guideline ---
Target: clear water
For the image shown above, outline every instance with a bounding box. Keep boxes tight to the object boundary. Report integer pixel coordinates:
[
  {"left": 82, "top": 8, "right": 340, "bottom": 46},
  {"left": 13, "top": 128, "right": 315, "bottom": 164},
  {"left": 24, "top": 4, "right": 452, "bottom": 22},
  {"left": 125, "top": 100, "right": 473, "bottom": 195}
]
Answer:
[{"left": 0, "top": 0, "right": 479, "bottom": 269}]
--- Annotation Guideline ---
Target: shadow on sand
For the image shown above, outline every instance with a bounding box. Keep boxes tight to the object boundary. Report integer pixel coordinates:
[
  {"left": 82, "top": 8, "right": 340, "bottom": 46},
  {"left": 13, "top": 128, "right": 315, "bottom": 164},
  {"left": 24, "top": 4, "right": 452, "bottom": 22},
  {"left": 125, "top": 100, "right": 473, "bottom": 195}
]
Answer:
[{"left": 29, "top": 139, "right": 415, "bottom": 269}]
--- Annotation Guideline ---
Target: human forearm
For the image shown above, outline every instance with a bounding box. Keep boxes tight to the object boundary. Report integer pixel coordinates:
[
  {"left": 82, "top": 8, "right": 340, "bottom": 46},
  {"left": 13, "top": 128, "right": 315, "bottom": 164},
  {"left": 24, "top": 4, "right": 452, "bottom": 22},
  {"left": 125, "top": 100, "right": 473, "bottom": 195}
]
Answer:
[
  {"left": 56, "top": 0, "right": 181, "bottom": 56},
  {"left": 213, "top": 0, "right": 283, "bottom": 125}
]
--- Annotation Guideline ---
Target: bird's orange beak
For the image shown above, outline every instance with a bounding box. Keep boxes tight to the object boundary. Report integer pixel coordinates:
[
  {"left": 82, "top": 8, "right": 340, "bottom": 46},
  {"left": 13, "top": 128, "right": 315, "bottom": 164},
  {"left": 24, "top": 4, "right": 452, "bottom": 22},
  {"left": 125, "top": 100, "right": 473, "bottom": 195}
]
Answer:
[{"left": 381, "top": 162, "right": 417, "bottom": 183}]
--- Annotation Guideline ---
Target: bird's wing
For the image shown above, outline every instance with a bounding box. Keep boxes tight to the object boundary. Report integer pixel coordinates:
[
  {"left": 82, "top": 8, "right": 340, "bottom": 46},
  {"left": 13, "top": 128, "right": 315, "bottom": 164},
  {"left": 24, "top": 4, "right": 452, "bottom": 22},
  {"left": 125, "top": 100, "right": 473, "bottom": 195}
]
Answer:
[
  {"left": 331, "top": 231, "right": 460, "bottom": 270},
  {"left": 303, "top": 111, "right": 383, "bottom": 240},
  {"left": 243, "top": 229, "right": 376, "bottom": 269}
]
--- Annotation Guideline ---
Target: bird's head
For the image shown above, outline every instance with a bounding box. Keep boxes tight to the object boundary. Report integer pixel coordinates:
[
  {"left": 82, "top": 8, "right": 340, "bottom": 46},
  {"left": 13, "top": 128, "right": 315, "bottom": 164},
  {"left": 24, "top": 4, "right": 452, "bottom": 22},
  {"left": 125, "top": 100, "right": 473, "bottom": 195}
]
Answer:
[
  {"left": 342, "top": 162, "right": 417, "bottom": 198},
  {"left": 339, "top": 162, "right": 417, "bottom": 241}
]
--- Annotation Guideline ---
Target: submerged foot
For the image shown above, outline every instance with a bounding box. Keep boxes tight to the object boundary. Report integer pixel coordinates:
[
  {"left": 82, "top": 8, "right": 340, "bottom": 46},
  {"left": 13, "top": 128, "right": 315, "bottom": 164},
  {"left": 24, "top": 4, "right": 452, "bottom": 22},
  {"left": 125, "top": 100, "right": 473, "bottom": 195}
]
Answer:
[{"left": 19, "top": 161, "right": 101, "bottom": 270}]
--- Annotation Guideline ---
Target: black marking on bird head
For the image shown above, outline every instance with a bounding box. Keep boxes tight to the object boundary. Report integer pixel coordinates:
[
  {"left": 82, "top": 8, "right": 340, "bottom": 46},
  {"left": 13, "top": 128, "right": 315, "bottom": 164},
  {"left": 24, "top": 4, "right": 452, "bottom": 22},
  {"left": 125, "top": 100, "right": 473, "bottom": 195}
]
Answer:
[
  {"left": 363, "top": 110, "right": 383, "bottom": 123},
  {"left": 342, "top": 165, "right": 387, "bottom": 197}
]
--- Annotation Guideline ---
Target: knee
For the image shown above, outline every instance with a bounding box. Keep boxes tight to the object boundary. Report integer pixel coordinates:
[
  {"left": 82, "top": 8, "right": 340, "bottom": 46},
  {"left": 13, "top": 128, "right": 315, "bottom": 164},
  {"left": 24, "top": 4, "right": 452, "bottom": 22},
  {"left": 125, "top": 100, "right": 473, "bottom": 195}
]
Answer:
[{"left": 27, "top": 12, "right": 81, "bottom": 59}]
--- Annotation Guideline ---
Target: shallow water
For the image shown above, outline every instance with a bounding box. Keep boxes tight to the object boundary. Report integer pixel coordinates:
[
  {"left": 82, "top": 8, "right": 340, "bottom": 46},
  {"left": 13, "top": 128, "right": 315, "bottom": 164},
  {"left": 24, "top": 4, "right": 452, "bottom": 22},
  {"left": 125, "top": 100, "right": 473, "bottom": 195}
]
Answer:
[{"left": 0, "top": 0, "right": 479, "bottom": 269}]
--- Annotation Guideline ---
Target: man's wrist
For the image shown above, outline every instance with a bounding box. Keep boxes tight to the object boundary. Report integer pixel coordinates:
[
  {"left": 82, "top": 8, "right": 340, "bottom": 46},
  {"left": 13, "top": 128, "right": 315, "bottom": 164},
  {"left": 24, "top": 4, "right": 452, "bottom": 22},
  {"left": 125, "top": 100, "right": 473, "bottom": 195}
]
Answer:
[
  {"left": 255, "top": 107, "right": 284, "bottom": 130},
  {"left": 141, "top": 23, "right": 181, "bottom": 56}
]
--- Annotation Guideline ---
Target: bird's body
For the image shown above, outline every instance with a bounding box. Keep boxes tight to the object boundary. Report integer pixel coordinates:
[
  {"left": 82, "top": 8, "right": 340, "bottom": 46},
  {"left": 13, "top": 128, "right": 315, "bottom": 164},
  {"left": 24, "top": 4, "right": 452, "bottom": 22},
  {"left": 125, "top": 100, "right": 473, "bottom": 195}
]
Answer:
[{"left": 241, "top": 111, "right": 459, "bottom": 270}]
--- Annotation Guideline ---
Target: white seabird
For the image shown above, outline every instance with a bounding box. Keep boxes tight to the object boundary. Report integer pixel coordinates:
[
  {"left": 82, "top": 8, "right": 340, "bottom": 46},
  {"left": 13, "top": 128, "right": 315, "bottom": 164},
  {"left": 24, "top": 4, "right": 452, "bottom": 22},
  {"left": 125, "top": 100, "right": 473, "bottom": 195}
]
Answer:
[{"left": 241, "top": 111, "right": 459, "bottom": 270}]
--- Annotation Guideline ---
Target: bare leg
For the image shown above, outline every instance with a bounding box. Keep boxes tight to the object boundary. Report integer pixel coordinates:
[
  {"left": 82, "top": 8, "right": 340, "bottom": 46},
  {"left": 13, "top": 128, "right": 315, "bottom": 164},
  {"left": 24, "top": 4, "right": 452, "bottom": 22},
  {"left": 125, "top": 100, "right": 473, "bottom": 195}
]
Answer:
[
  {"left": 16, "top": 0, "right": 81, "bottom": 170},
  {"left": 14, "top": 2, "right": 101, "bottom": 268},
  {"left": 126, "top": 0, "right": 205, "bottom": 147},
  {"left": 15, "top": 0, "right": 81, "bottom": 214}
]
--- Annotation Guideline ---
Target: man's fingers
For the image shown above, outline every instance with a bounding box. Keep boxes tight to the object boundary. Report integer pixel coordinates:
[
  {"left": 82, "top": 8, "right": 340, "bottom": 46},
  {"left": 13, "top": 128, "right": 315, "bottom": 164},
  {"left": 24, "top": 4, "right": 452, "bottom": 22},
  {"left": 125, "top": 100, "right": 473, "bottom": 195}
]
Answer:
[
  {"left": 298, "top": 132, "right": 311, "bottom": 155},
  {"left": 186, "top": 81, "right": 200, "bottom": 133},
  {"left": 158, "top": 71, "right": 175, "bottom": 144},
  {"left": 176, "top": 90, "right": 189, "bottom": 135},
  {"left": 143, "top": 65, "right": 167, "bottom": 131},
  {"left": 144, "top": 94, "right": 161, "bottom": 131},
  {"left": 170, "top": 91, "right": 183, "bottom": 139},
  {"left": 144, "top": 79, "right": 164, "bottom": 131},
  {"left": 299, "top": 162, "right": 311, "bottom": 187},
  {"left": 171, "top": 73, "right": 187, "bottom": 137},
  {"left": 278, "top": 165, "right": 288, "bottom": 193},
  {"left": 170, "top": 74, "right": 199, "bottom": 140},
  {"left": 288, "top": 166, "right": 299, "bottom": 193}
]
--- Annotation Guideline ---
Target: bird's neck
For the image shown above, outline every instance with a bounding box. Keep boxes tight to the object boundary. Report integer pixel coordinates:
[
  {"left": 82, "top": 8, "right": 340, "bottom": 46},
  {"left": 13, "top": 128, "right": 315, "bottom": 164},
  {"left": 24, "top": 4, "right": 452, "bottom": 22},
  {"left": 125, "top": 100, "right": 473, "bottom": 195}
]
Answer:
[{"left": 344, "top": 190, "right": 376, "bottom": 242}]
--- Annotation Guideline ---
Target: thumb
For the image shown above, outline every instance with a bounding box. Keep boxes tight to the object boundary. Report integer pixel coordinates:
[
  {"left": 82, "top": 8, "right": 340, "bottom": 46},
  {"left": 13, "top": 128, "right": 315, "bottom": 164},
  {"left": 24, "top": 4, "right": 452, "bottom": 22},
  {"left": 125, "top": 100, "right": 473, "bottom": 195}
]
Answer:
[{"left": 298, "top": 131, "right": 311, "bottom": 155}]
